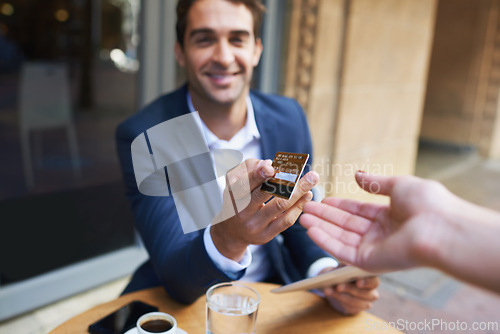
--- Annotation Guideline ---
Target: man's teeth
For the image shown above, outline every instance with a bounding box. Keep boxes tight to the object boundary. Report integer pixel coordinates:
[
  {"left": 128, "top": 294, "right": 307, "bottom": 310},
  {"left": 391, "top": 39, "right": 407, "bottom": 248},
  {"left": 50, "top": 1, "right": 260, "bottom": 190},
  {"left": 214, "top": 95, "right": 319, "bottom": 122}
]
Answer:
[{"left": 210, "top": 74, "right": 234, "bottom": 78}]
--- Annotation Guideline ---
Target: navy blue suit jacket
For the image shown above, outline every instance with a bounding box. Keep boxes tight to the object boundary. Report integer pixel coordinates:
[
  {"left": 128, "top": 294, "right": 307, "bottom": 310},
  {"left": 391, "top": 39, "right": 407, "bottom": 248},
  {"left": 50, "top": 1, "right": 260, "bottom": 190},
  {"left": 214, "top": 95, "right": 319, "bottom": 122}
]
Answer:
[{"left": 116, "top": 85, "right": 330, "bottom": 303}]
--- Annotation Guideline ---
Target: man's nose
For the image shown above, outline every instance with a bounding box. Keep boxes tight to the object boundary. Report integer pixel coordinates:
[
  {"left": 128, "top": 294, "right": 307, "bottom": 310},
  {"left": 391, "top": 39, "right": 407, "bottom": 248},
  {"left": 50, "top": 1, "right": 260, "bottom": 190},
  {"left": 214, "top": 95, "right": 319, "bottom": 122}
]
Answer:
[{"left": 212, "top": 39, "right": 235, "bottom": 66}]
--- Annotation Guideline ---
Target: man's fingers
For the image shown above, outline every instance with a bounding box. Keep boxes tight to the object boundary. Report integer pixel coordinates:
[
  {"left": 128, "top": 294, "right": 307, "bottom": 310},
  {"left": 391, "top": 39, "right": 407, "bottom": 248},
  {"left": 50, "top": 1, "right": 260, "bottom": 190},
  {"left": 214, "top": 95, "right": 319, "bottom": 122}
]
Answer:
[
  {"left": 263, "top": 191, "right": 313, "bottom": 237},
  {"left": 228, "top": 159, "right": 274, "bottom": 200},
  {"left": 258, "top": 171, "right": 318, "bottom": 219},
  {"left": 325, "top": 290, "right": 373, "bottom": 315},
  {"left": 355, "top": 276, "right": 380, "bottom": 290},
  {"left": 225, "top": 158, "right": 259, "bottom": 183},
  {"left": 335, "top": 281, "right": 380, "bottom": 301},
  {"left": 239, "top": 182, "right": 273, "bottom": 214},
  {"left": 294, "top": 171, "right": 320, "bottom": 199}
]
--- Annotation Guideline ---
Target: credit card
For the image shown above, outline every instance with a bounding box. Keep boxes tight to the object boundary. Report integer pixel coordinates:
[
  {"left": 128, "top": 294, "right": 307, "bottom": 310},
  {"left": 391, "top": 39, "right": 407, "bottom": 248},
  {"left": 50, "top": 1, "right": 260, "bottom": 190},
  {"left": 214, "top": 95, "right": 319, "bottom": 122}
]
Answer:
[{"left": 260, "top": 152, "right": 310, "bottom": 199}]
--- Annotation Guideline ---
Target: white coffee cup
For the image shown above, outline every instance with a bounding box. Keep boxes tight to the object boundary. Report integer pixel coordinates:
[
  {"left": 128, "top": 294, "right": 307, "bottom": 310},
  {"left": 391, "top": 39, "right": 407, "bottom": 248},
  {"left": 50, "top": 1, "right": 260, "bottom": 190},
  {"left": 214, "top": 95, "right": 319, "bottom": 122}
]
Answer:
[{"left": 137, "top": 312, "right": 177, "bottom": 334}]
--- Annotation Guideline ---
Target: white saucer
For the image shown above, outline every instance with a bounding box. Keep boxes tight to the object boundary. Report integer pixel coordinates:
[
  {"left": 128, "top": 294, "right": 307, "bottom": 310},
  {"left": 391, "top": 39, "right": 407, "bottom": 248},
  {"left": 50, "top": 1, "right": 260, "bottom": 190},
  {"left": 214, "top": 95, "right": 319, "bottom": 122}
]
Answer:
[{"left": 124, "top": 327, "right": 187, "bottom": 334}]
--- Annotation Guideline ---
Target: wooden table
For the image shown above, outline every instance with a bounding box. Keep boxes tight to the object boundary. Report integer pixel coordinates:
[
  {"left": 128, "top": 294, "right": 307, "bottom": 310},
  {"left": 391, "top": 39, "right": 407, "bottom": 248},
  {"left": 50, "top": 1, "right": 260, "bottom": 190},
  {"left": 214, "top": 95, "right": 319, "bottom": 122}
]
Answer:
[{"left": 50, "top": 282, "right": 402, "bottom": 333}]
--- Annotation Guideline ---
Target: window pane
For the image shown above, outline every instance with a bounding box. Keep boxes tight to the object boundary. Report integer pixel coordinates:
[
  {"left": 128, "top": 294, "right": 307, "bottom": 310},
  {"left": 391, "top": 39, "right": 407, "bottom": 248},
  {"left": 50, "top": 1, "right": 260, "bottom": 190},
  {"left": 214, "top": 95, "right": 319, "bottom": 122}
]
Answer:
[{"left": 0, "top": 0, "right": 140, "bottom": 286}]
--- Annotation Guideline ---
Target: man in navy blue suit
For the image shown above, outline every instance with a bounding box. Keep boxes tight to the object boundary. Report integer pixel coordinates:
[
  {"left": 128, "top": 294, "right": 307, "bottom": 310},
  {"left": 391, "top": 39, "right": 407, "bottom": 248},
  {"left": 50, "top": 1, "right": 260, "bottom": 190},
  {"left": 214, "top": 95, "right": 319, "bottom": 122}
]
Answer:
[{"left": 116, "top": 0, "right": 379, "bottom": 315}]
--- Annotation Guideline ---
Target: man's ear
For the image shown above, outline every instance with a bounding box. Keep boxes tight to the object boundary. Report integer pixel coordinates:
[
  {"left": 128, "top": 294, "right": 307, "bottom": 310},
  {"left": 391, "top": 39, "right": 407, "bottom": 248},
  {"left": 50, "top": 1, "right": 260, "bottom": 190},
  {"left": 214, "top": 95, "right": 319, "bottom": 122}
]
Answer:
[
  {"left": 252, "top": 37, "right": 263, "bottom": 67},
  {"left": 174, "top": 42, "right": 186, "bottom": 67}
]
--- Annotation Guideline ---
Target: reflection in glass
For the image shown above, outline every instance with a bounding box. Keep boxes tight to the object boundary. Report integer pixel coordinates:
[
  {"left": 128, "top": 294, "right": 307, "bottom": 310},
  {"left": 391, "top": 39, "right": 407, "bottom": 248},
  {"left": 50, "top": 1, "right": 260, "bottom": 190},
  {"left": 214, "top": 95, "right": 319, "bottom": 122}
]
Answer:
[{"left": 0, "top": 0, "right": 140, "bottom": 289}]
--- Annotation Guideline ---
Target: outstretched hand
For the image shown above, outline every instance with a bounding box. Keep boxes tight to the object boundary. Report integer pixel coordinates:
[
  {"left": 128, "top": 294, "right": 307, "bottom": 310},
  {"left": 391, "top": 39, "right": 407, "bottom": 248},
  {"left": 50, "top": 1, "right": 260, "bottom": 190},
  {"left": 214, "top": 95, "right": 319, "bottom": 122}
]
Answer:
[{"left": 300, "top": 172, "right": 456, "bottom": 272}]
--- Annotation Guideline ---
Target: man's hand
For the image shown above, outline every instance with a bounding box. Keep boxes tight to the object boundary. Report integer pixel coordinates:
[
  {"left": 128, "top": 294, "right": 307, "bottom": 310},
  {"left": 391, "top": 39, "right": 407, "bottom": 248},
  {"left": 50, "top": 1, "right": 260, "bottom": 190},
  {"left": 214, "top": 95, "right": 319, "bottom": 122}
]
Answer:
[
  {"left": 211, "top": 159, "right": 319, "bottom": 261},
  {"left": 324, "top": 277, "right": 380, "bottom": 315},
  {"left": 319, "top": 267, "right": 379, "bottom": 315}
]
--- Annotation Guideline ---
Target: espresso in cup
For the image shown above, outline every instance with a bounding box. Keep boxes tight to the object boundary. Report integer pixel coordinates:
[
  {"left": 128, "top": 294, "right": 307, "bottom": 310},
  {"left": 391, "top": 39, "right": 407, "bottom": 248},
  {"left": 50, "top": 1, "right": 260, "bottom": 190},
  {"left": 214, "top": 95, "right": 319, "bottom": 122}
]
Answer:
[
  {"left": 141, "top": 319, "right": 173, "bottom": 332},
  {"left": 137, "top": 312, "right": 177, "bottom": 334}
]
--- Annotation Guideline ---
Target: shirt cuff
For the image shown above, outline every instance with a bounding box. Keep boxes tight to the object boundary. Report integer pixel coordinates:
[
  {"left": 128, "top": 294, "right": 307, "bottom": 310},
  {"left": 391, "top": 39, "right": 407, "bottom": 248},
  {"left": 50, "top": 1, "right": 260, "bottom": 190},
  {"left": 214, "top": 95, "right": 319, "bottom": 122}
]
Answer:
[
  {"left": 307, "top": 257, "right": 339, "bottom": 278},
  {"left": 203, "top": 226, "right": 252, "bottom": 280}
]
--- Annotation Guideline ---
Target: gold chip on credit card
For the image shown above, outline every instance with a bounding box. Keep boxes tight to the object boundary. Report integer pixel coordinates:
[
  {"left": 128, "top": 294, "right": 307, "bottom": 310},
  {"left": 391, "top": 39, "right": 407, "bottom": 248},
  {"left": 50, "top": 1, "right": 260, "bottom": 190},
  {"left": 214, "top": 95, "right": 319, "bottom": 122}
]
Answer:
[{"left": 260, "top": 152, "right": 310, "bottom": 199}]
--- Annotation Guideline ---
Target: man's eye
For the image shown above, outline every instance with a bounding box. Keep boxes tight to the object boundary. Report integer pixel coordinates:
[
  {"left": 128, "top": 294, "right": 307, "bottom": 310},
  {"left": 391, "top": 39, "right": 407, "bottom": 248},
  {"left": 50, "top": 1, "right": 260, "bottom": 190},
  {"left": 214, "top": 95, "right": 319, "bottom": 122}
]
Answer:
[
  {"left": 230, "top": 37, "right": 245, "bottom": 45},
  {"left": 195, "top": 36, "right": 214, "bottom": 45}
]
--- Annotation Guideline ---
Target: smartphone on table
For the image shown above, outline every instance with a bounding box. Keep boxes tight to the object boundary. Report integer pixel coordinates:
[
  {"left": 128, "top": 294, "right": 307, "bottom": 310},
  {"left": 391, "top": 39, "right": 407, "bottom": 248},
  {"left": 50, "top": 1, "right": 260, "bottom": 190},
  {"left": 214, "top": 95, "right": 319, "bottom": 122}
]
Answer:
[{"left": 88, "top": 300, "right": 158, "bottom": 334}]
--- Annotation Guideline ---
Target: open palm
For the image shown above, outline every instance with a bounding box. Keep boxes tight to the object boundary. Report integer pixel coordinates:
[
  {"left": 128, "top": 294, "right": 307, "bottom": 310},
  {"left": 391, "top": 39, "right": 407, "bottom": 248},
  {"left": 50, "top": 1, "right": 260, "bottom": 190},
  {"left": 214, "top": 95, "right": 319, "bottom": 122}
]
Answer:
[{"left": 300, "top": 173, "right": 450, "bottom": 272}]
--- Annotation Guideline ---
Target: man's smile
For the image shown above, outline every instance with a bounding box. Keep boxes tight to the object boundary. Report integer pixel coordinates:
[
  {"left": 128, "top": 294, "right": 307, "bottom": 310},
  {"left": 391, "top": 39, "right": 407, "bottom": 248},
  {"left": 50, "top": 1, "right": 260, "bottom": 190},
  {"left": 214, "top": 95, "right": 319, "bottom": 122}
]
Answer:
[{"left": 205, "top": 71, "right": 242, "bottom": 85}]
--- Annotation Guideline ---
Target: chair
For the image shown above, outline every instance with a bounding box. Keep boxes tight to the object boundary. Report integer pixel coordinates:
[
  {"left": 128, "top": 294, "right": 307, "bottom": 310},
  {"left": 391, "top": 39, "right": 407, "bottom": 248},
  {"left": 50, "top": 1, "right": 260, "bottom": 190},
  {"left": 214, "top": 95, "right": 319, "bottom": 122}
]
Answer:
[{"left": 19, "top": 62, "right": 81, "bottom": 189}]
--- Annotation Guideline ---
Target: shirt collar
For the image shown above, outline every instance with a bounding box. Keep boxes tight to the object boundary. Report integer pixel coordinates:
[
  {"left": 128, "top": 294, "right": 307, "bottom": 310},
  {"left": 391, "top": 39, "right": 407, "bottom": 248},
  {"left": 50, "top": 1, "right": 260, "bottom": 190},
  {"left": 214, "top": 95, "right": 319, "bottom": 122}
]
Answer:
[{"left": 186, "top": 91, "right": 261, "bottom": 149}]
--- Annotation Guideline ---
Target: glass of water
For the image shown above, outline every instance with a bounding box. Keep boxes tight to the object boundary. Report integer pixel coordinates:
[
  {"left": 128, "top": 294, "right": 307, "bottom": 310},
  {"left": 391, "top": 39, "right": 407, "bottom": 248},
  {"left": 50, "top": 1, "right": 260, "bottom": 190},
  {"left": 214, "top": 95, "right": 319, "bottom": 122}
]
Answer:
[{"left": 206, "top": 282, "right": 260, "bottom": 334}]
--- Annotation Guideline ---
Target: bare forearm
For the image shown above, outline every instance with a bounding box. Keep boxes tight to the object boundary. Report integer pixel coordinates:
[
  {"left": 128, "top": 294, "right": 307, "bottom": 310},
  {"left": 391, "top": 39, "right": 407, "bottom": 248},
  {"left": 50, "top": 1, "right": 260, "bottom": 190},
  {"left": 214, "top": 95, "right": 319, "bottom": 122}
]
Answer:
[{"left": 418, "top": 199, "right": 500, "bottom": 293}]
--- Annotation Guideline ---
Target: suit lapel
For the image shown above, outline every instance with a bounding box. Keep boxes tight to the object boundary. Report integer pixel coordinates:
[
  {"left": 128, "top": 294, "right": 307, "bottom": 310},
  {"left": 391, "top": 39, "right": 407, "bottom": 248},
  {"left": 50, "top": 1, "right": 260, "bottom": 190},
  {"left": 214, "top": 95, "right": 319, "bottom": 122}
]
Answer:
[
  {"left": 162, "top": 84, "right": 191, "bottom": 121},
  {"left": 251, "top": 92, "right": 278, "bottom": 160}
]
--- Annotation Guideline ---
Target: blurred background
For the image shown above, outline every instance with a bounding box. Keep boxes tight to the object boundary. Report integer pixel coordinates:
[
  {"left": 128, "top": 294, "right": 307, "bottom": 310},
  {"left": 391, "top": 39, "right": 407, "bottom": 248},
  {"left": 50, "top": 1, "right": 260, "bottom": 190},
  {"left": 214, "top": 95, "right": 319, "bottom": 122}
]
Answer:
[{"left": 0, "top": 0, "right": 499, "bottom": 333}]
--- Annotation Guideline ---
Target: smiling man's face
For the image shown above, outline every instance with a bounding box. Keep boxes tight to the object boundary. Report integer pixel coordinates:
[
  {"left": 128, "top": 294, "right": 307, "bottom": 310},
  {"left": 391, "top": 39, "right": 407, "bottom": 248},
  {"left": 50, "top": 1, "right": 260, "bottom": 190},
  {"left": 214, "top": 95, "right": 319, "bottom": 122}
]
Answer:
[{"left": 175, "top": 0, "right": 263, "bottom": 107}]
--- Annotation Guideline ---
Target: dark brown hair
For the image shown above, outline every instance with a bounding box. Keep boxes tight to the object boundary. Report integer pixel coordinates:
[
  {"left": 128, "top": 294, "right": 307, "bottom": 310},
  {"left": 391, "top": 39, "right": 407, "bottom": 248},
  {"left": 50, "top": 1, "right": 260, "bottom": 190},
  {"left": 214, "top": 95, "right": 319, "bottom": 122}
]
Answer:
[{"left": 176, "top": 0, "right": 266, "bottom": 47}]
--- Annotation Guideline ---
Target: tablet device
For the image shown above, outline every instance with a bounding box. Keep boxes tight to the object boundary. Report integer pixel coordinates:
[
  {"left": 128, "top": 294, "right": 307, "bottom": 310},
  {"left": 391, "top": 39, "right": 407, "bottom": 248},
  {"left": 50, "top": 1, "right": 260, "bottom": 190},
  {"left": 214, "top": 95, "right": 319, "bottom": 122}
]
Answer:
[{"left": 271, "top": 266, "right": 375, "bottom": 293}]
